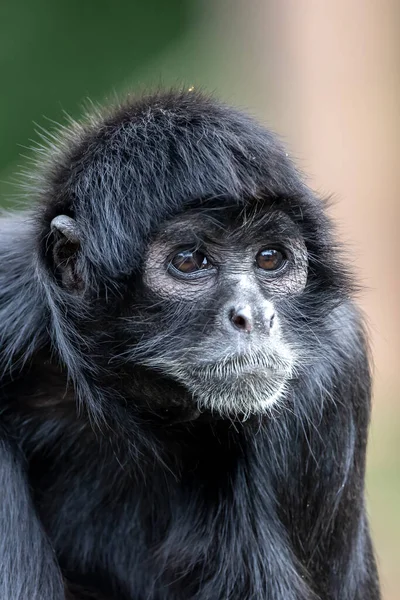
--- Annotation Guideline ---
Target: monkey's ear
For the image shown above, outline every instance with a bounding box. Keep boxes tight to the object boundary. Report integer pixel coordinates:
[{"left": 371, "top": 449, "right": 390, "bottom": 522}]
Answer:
[{"left": 50, "top": 215, "right": 83, "bottom": 292}]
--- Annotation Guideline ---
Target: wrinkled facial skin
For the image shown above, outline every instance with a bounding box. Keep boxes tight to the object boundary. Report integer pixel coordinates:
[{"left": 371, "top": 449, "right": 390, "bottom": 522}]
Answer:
[{"left": 125, "top": 203, "right": 309, "bottom": 420}]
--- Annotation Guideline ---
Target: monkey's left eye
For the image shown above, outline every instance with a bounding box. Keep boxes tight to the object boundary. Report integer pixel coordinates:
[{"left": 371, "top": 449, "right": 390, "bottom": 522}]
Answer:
[
  {"left": 169, "top": 250, "right": 212, "bottom": 276},
  {"left": 256, "top": 248, "right": 287, "bottom": 272}
]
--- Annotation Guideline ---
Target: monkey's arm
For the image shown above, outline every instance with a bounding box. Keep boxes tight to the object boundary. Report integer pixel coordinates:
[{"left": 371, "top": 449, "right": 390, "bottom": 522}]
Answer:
[
  {"left": 0, "top": 424, "right": 66, "bottom": 600},
  {"left": 299, "top": 324, "right": 380, "bottom": 599},
  {"left": 305, "top": 415, "right": 380, "bottom": 600},
  {"left": 326, "top": 333, "right": 379, "bottom": 599}
]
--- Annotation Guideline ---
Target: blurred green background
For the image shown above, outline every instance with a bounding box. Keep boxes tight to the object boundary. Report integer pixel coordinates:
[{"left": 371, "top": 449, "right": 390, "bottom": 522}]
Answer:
[{"left": 1, "top": 1, "right": 399, "bottom": 598}]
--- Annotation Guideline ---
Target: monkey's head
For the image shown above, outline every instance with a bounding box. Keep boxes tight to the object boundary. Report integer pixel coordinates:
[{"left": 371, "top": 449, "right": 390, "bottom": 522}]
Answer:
[{"left": 36, "top": 90, "right": 351, "bottom": 422}]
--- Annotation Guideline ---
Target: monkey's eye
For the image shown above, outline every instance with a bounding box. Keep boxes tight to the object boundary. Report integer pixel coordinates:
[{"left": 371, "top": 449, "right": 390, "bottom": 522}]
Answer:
[
  {"left": 256, "top": 248, "right": 286, "bottom": 272},
  {"left": 169, "top": 249, "right": 212, "bottom": 276}
]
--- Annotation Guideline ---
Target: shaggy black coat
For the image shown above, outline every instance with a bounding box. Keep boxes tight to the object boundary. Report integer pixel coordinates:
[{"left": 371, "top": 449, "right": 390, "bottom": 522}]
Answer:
[{"left": 0, "top": 90, "right": 380, "bottom": 599}]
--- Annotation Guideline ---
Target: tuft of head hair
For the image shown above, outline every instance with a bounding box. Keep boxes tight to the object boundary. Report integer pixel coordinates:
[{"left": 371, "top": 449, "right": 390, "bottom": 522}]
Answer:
[{"left": 27, "top": 89, "right": 312, "bottom": 281}]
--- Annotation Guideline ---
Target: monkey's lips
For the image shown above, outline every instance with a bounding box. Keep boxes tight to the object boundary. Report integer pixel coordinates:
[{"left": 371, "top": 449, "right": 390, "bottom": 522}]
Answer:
[
  {"left": 183, "top": 357, "right": 292, "bottom": 417},
  {"left": 192, "top": 355, "right": 293, "bottom": 381}
]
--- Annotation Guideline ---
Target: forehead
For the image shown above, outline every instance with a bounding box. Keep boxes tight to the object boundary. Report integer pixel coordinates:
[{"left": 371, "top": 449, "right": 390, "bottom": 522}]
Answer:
[{"left": 153, "top": 200, "right": 303, "bottom": 245}]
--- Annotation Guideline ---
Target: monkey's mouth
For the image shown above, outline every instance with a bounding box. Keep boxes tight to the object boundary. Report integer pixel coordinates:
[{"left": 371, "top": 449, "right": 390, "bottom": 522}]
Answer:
[
  {"left": 185, "top": 361, "right": 291, "bottom": 418},
  {"left": 141, "top": 353, "right": 292, "bottom": 418},
  {"left": 191, "top": 354, "right": 294, "bottom": 381}
]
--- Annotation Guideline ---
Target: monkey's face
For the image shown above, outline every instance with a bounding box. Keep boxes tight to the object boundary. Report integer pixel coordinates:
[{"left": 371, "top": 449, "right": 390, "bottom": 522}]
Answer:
[{"left": 131, "top": 203, "right": 309, "bottom": 419}]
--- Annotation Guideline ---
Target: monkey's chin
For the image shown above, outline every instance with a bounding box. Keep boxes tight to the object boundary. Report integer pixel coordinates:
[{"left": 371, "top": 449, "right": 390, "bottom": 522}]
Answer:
[{"left": 188, "top": 373, "right": 289, "bottom": 420}]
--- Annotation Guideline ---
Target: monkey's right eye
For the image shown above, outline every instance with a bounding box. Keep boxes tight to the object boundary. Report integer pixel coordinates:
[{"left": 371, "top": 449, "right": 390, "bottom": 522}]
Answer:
[{"left": 169, "top": 250, "right": 212, "bottom": 276}]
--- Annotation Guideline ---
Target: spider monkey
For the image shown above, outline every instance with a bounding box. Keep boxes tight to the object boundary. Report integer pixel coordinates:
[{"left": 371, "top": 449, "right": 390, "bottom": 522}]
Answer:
[{"left": 0, "top": 90, "right": 380, "bottom": 599}]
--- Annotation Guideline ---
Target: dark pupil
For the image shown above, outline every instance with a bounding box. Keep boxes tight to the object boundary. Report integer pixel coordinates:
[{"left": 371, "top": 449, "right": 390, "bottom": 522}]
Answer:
[
  {"left": 172, "top": 250, "right": 208, "bottom": 273},
  {"left": 257, "top": 248, "right": 284, "bottom": 270}
]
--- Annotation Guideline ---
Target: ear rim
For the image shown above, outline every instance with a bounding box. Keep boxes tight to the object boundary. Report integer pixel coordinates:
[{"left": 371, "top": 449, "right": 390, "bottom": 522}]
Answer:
[
  {"left": 50, "top": 215, "right": 80, "bottom": 244},
  {"left": 50, "top": 214, "right": 84, "bottom": 293}
]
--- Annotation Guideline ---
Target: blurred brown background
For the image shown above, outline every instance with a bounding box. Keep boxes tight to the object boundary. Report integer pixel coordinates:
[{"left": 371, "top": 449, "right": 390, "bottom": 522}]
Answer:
[{"left": 0, "top": 1, "right": 398, "bottom": 597}]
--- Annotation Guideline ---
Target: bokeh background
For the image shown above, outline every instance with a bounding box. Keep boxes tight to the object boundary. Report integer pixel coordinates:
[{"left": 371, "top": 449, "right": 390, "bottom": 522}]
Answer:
[{"left": 1, "top": 1, "right": 399, "bottom": 597}]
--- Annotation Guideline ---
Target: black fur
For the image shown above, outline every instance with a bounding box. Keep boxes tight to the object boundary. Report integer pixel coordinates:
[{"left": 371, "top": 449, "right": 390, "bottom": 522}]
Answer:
[{"left": 0, "top": 90, "right": 380, "bottom": 599}]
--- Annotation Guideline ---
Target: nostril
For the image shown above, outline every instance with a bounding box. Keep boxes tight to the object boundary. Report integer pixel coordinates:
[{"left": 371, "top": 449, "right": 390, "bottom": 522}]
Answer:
[
  {"left": 229, "top": 308, "right": 253, "bottom": 333},
  {"left": 233, "top": 315, "right": 247, "bottom": 329},
  {"left": 269, "top": 313, "right": 275, "bottom": 329}
]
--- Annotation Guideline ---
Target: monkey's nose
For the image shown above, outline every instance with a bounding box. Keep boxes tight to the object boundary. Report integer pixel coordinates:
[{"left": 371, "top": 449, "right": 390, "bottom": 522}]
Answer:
[{"left": 229, "top": 306, "right": 254, "bottom": 333}]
